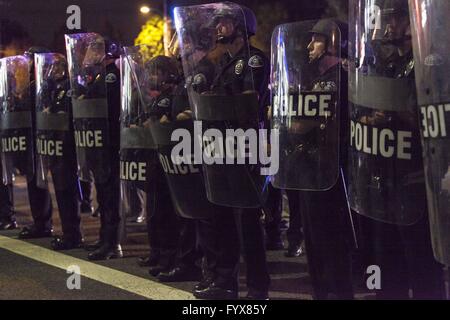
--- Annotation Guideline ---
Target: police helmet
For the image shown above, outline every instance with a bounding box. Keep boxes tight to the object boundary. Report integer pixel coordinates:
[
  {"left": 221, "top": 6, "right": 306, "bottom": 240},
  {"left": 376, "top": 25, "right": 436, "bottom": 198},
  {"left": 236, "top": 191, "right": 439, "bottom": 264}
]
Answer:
[
  {"left": 24, "top": 46, "right": 51, "bottom": 58},
  {"left": 381, "top": 0, "right": 409, "bottom": 16},
  {"left": 211, "top": 4, "right": 257, "bottom": 37},
  {"left": 146, "top": 55, "right": 179, "bottom": 85},
  {"left": 104, "top": 37, "right": 123, "bottom": 60},
  {"left": 309, "top": 19, "right": 338, "bottom": 41}
]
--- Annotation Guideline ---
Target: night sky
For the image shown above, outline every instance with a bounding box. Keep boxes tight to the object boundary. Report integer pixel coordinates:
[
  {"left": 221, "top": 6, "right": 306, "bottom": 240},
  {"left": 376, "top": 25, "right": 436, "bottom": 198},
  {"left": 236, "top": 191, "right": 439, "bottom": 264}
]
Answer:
[{"left": 0, "top": 0, "right": 348, "bottom": 55}]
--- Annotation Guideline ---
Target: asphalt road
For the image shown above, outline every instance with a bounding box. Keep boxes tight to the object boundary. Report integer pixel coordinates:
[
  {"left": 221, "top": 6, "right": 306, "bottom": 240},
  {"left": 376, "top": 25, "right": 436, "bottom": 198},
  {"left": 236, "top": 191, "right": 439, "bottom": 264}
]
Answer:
[{"left": 0, "top": 177, "right": 376, "bottom": 300}]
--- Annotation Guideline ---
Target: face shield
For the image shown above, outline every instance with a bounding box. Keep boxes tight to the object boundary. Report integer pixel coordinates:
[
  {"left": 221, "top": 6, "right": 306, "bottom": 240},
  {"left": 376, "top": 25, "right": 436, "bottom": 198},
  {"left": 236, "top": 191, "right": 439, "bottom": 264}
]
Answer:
[{"left": 371, "top": 6, "right": 411, "bottom": 47}]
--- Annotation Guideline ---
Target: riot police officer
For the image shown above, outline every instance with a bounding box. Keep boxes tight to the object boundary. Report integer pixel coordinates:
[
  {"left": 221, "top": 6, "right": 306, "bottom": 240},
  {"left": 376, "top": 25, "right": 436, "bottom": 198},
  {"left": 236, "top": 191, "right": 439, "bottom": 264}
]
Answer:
[
  {"left": 65, "top": 34, "right": 123, "bottom": 260},
  {"left": 34, "top": 52, "right": 82, "bottom": 250},
  {"left": 271, "top": 18, "right": 355, "bottom": 299},
  {"left": 175, "top": 3, "right": 271, "bottom": 299},
  {"left": 409, "top": 0, "right": 450, "bottom": 271},
  {"left": 0, "top": 47, "right": 54, "bottom": 238},
  {"left": 134, "top": 54, "right": 204, "bottom": 279},
  {"left": 120, "top": 50, "right": 185, "bottom": 275},
  {"left": 348, "top": 0, "right": 445, "bottom": 299},
  {"left": 0, "top": 173, "right": 15, "bottom": 230}
]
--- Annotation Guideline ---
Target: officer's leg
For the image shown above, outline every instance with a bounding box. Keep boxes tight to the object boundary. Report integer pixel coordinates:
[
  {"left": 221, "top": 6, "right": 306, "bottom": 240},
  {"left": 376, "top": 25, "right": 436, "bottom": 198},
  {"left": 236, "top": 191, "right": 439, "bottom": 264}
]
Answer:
[
  {"left": 128, "top": 185, "right": 145, "bottom": 222},
  {"left": 49, "top": 164, "right": 82, "bottom": 250},
  {"left": 146, "top": 165, "right": 180, "bottom": 275},
  {"left": 196, "top": 217, "right": 219, "bottom": 289},
  {"left": 264, "top": 185, "right": 283, "bottom": 250},
  {"left": 19, "top": 174, "right": 53, "bottom": 238},
  {"left": 157, "top": 217, "right": 202, "bottom": 282},
  {"left": 236, "top": 207, "right": 270, "bottom": 299},
  {"left": 300, "top": 177, "right": 354, "bottom": 299},
  {"left": 176, "top": 218, "right": 202, "bottom": 269},
  {"left": 88, "top": 173, "right": 122, "bottom": 260},
  {"left": 79, "top": 180, "right": 94, "bottom": 214},
  {"left": 0, "top": 182, "right": 16, "bottom": 230},
  {"left": 358, "top": 215, "right": 409, "bottom": 299},
  {"left": 285, "top": 189, "right": 304, "bottom": 257},
  {"left": 194, "top": 207, "right": 240, "bottom": 299},
  {"left": 400, "top": 214, "right": 445, "bottom": 299},
  {"left": 52, "top": 175, "right": 82, "bottom": 250}
]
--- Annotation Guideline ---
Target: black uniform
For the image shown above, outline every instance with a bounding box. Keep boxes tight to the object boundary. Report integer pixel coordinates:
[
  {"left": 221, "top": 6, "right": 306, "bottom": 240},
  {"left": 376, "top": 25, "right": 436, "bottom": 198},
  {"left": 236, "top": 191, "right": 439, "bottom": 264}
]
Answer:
[
  {"left": 143, "top": 87, "right": 200, "bottom": 275},
  {"left": 356, "top": 51, "right": 445, "bottom": 299},
  {"left": 19, "top": 59, "right": 54, "bottom": 237},
  {"left": 0, "top": 176, "right": 14, "bottom": 229},
  {"left": 95, "top": 62, "right": 122, "bottom": 247},
  {"left": 38, "top": 77, "right": 81, "bottom": 246},
  {"left": 297, "top": 55, "right": 355, "bottom": 299},
  {"left": 195, "top": 45, "right": 271, "bottom": 297}
]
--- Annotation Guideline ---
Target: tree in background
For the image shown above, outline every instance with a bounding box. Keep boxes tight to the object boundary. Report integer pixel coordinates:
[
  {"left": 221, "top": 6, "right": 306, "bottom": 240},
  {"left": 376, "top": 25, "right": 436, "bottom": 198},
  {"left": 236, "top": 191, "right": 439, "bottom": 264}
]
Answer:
[
  {"left": 0, "top": 19, "right": 31, "bottom": 58},
  {"left": 134, "top": 14, "right": 165, "bottom": 60}
]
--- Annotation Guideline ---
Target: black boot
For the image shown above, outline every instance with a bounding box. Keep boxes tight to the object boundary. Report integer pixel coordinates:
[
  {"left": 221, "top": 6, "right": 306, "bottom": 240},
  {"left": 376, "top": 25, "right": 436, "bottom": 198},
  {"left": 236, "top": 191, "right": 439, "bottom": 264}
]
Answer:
[
  {"left": 19, "top": 225, "right": 53, "bottom": 239},
  {"left": 88, "top": 244, "right": 123, "bottom": 261},
  {"left": 0, "top": 220, "right": 17, "bottom": 231},
  {"left": 137, "top": 250, "right": 160, "bottom": 267},
  {"left": 193, "top": 282, "right": 239, "bottom": 300},
  {"left": 51, "top": 235, "right": 84, "bottom": 251}
]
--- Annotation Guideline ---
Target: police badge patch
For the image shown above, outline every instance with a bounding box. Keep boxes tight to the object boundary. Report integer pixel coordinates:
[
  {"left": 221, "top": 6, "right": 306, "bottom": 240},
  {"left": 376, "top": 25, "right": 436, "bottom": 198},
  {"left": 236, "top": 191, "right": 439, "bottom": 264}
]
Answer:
[
  {"left": 57, "top": 90, "right": 66, "bottom": 100},
  {"left": 235, "top": 60, "right": 244, "bottom": 75},
  {"left": 193, "top": 73, "right": 206, "bottom": 85},
  {"left": 313, "top": 81, "right": 337, "bottom": 92},
  {"left": 248, "top": 55, "right": 263, "bottom": 68},
  {"left": 158, "top": 98, "right": 170, "bottom": 108},
  {"left": 105, "top": 73, "right": 117, "bottom": 83}
]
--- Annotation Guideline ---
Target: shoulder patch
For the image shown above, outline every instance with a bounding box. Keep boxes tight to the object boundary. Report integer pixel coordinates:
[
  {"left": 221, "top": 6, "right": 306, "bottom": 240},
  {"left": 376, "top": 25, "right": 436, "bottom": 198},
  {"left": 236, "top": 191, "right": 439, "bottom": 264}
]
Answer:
[
  {"left": 248, "top": 55, "right": 263, "bottom": 68},
  {"left": 193, "top": 73, "right": 206, "bottom": 85},
  {"left": 157, "top": 98, "right": 171, "bottom": 108},
  {"left": 403, "top": 60, "right": 415, "bottom": 78},
  {"left": 312, "top": 80, "right": 337, "bottom": 92},
  {"left": 105, "top": 73, "right": 117, "bottom": 84},
  {"left": 235, "top": 59, "right": 245, "bottom": 75},
  {"left": 57, "top": 90, "right": 66, "bottom": 100}
]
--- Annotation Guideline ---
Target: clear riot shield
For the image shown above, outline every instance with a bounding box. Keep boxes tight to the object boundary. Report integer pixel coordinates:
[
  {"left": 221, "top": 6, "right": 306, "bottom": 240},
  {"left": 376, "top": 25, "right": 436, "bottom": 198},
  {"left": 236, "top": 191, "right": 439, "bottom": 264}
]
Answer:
[
  {"left": 410, "top": 0, "right": 450, "bottom": 264},
  {"left": 65, "top": 33, "right": 111, "bottom": 184},
  {"left": 270, "top": 20, "right": 341, "bottom": 190},
  {"left": 143, "top": 52, "right": 215, "bottom": 219},
  {"left": 174, "top": 2, "right": 269, "bottom": 208},
  {"left": 34, "top": 53, "right": 75, "bottom": 190},
  {"left": 348, "top": 0, "right": 425, "bottom": 225},
  {"left": 0, "top": 55, "right": 34, "bottom": 185},
  {"left": 119, "top": 45, "right": 157, "bottom": 220}
]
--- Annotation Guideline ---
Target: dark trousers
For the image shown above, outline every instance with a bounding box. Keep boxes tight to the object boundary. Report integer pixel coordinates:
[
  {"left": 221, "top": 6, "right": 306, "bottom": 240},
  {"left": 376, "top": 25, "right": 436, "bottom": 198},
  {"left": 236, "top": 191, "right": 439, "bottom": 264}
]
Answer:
[
  {"left": 95, "top": 173, "right": 122, "bottom": 246},
  {"left": 204, "top": 207, "right": 270, "bottom": 292},
  {"left": 286, "top": 189, "right": 303, "bottom": 246},
  {"left": 237, "top": 207, "right": 271, "bottom": 292},
  {"left": 357, "top": 213, "right": 445, "bottom": 299},
  {"left": 264, "top": 187, "right": 304, "bottom": 246},
  {"left": 197, "top": 217, "right": 219, "bottom": 278},
  {"left": 27, "top": 174, "right": 53, "bottom": 231},
  {"left": 264, "top": 185, "right": 282, "bottom": 241},
  {"left": 0, "top": 183, "right": 14, "bottom": 222},
  {"left": 146, "top": 164, "right": 180, "bottom": 269},
  {"left": 79, "top": 180, "right": 93, "bottom": 207},
  {"left": 299, "top": 174, "right": 354, "bottom": 299},
  {"left": 177, "top": 217, "right": 202, "bottom": 269},
  {"left": 52, "top": 168, "right": 81, "bottom": 241}
]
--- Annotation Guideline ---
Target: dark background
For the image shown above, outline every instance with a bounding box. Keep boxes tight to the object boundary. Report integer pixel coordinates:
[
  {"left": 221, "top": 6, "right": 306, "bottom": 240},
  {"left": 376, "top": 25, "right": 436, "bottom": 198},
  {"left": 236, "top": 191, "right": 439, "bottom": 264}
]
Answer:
[{"left": 0, "top": 0, "right": 348, "bottom": 56}]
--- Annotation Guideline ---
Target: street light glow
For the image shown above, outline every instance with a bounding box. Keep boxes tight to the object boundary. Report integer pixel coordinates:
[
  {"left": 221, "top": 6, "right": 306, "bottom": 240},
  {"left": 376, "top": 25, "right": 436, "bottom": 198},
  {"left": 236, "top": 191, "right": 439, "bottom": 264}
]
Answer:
[{"left": 140, "top": 5, "right": 150, "bottom": 14}]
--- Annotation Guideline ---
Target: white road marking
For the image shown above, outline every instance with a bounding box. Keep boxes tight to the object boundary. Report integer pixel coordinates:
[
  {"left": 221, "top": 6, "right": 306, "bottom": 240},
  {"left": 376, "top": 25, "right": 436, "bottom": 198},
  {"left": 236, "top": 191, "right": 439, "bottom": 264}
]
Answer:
[{"left": 0, "top": 235, "right": 195, "bottom": 300}]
